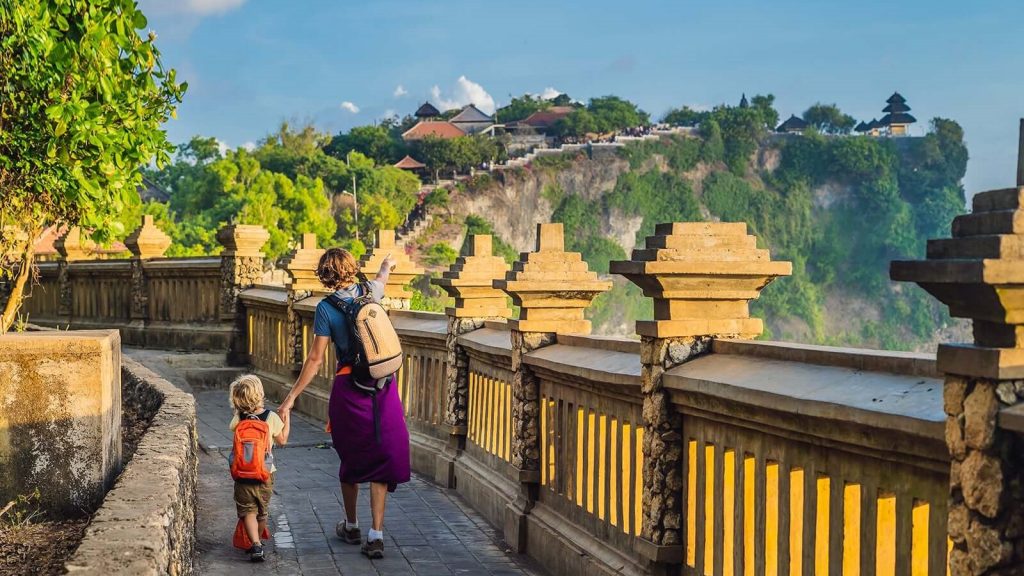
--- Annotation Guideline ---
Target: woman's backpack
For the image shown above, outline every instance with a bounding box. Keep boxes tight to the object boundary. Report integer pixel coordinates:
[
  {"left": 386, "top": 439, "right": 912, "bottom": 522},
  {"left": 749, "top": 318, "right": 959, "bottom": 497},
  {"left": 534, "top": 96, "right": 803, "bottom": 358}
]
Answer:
[
  {"left": 230, "top": 411, "right": 273, "bottom": 484},
  {"left": 325, "top": 283, "right": 404, "bottom": 385}
]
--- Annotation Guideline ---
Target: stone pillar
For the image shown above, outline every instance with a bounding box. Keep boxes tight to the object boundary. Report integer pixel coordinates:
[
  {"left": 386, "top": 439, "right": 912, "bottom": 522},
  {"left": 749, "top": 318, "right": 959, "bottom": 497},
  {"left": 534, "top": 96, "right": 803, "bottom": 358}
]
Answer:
[
  {"left": 217, "top": 224, "right": 270, "bottom": 366},
  {"left": 282, "top": 233, "right": 325, "bottom": 373},
  {"left": 123, "top": 216, "right": 171, "bottom": 343},
  {"left": 892, "top": 148, "right": 1024, "bottom": 574},
  {"left": 611, "top": 222, "right": 791, "bottom": 573},
  {"left": 54, "top": 227, "right": 93, "bottom": 320},
  {"left": 432, "top": 235, "right": 512, "bottom": 487},
  {"left": 496, "top": 222, "right": 612, "bottom": 551},
  {"left": 358, "top": 229, "right": 424, "bottom": 311},
  {"left": 0, "top": 330, "right": 122, "bottom": 514}
]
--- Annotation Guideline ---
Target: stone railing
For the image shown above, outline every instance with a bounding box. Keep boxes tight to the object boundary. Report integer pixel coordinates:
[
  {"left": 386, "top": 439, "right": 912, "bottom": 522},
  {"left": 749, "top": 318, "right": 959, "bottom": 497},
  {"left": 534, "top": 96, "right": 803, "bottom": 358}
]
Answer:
[
  {"left": 18, "top": 138, "right": 1024, "bottom": 575},
  {"left": 666, "top": 340, "right": 947, "bottom": 576},
  {"left": 233, "top": 221, "right": 990, "bottom": 576},
  {"left": 19, "top": 217, "right": 269, "bottom": 353},
  {"left": 66, "top": 356, "right": 198, "bottom": 575}
]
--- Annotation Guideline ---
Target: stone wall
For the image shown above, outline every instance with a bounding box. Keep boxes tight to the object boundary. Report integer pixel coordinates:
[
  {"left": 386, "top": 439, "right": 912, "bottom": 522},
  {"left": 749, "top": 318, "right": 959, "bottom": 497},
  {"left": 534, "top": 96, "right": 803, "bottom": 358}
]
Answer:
[{"left": 66, "top": 357, "right": 198, "bottom": 576}]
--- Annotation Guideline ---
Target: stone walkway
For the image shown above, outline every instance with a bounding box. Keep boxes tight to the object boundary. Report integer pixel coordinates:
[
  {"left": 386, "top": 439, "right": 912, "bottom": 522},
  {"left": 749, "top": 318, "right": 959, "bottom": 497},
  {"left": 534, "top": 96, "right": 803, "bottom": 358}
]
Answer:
[{"left": 126, "top": 349, "right": 546, "bottom": 576}]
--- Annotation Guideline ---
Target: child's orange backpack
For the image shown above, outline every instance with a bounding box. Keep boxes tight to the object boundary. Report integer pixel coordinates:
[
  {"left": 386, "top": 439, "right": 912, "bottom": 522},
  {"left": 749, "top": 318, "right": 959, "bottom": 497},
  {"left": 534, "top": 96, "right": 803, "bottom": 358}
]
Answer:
[{"left": 230, "top": 411, "right": 273, "bottom": 483}]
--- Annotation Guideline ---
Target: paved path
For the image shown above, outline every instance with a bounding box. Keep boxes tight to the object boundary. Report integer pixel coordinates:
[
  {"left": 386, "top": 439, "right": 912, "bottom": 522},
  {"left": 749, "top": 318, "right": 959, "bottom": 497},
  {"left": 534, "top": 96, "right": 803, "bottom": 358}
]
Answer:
[{"left": 126, "top": 349, "right": 546, "bottom": 576}]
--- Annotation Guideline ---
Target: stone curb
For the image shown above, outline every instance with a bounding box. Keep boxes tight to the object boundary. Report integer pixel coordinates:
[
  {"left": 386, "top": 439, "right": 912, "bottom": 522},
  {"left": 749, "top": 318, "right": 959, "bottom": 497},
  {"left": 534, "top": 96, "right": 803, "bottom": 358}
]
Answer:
[{"left": 65, "top": 357, "right": 198, "bottom": 576}]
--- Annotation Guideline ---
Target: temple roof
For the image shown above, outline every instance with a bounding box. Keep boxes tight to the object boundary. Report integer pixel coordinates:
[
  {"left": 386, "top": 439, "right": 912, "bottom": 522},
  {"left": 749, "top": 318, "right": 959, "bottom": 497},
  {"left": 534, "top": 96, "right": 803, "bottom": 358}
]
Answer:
[
  {"left": 880, "top": 112, "right": 917, "bottom": 126},
  {"left": 415, "top": 102, "right": 441, "bottom": 118},
  {"left": 775, "top": 114, "right": 809, "bottom": 133},
  {"left": 854, "top": 121, "right": 870, "bottom": 133},
  {"left": 883, "top": 92, "right": 911, "bottom": 114},
  {"left": 449, "top": 104, "right": 494, "bottom": 124},
  {"left": 886, "top": 92, "right": 907, "bottom": 104},
  {"left": 401, "top": 121, "right": 466, "bottom": 141},
  {"left": 739, "top": 93, "right": 749, "bottom": 108},
  {"left": 393, "top": 155, "right": 426, "bottom": 169},
  {"left": 523, "top": 106, "right": 576, "bottom": 129}
]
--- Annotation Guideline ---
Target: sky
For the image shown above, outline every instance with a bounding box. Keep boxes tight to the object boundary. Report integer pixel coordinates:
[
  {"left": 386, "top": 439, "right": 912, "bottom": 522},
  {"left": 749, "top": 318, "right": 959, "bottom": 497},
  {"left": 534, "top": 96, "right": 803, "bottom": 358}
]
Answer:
[{"left": 138, "top": 0, "right": 1024, "bottom": 195}]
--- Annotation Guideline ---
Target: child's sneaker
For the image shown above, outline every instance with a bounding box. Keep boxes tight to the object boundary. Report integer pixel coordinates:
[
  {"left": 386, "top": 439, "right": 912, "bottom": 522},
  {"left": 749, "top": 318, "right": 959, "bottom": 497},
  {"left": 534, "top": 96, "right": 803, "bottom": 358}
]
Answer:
[
  {"left": 336, "top": 521, "right": 361, "bottom": 544},
  {"left": 248, "top": 543, "right": 265, "bottom": 562},
  {"left": 361, "top": 538, "right": 384, "bottom": 559}
]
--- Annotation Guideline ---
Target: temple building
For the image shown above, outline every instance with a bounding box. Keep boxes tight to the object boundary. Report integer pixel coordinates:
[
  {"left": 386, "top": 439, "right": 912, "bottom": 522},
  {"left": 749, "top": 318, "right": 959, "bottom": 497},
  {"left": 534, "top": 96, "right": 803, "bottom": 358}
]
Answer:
[
  {"left": 521, "top": 106, "right": 575, "bottom": 131},
  {"left": 393, "top": 155, "right": 426, "bottom": 173},
  {"left": 775, "top": 114, "right": 809, "bottom": 134},
  {"left": 449, "top": 104, "right": 495, "bottom": 135},
  {"left": 401, "top": 120, "right": 465, "bottom": 141},
  {"left": 414, "top": 102, "right": 441, "bottom": 120},
  {"left": 878, "top": 92, "right": 916, "bottom": 136}
]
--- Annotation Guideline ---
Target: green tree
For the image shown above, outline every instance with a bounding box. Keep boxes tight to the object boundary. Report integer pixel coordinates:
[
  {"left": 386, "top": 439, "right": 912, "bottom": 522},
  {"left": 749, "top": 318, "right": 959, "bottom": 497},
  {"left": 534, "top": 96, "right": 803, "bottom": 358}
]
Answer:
[
  {"left": 496, "top": 94, "right": 550, "bottom": 123},
  {"left": 550, "top": 93, "right": 573, "bottom": 106},
  {"left": 662, "top": 106, "right": 708, "bottom": 127},
  {"left": 326, "top": 124, "right": 402, "bottom": 166},
  {"left": 0, "top": 0, "right": 185, "bottom": 332},
  {"left": 750, "top": 94, "right": 779, "bottom": 130},
  {"left": 552, "top": 96, "right": 649, "bottom": 138},
  {"left": 699, "top": 118, "right": 724, "bottom": 163},
  {"left": 802, "top": 103, "right": 856, "bottom": 135}
]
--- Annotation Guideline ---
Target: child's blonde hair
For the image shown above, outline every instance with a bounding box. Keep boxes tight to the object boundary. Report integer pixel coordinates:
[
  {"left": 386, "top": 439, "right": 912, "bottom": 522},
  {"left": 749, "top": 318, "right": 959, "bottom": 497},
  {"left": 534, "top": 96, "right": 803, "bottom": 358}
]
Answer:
[{"left": 229, "top": 374, "right": 265, "bottom": 415}]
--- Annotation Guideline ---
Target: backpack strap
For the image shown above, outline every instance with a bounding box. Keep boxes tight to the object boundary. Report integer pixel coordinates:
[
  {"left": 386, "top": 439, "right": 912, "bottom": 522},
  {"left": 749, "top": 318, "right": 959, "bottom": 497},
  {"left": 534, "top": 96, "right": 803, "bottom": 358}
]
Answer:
[
  {"left": 241, "top": 410, "right": 270, "bottom": 422},
  {"left": 323, "top": 291, "right": 363, "bottom": 366}
]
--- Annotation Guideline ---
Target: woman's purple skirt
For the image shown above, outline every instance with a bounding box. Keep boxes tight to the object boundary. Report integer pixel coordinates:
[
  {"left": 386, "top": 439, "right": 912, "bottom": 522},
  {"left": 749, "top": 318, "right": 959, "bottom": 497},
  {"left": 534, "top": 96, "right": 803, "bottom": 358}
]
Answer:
[{"left": 328, "top": 371, "right": 411, "bottom": 491}]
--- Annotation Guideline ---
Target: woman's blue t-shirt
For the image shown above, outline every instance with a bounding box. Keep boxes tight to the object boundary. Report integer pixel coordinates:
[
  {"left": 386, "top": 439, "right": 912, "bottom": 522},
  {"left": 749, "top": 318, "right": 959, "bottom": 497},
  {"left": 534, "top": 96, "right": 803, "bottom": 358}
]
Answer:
[{"left": 313, "top": 280, "right": 385, "bottom": 362}]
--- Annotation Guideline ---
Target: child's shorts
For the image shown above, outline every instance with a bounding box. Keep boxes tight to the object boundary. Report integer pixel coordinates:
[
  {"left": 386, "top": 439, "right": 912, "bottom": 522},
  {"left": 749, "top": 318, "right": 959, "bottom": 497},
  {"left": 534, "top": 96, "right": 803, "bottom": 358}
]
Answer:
[{"left": 234, "top": 473, "right": 274, "bottom": 520}]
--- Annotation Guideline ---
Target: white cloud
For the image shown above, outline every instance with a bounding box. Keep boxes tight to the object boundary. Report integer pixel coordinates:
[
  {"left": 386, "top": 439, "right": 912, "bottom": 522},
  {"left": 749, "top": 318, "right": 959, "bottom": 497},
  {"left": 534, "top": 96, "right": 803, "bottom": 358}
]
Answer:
[
  {"left": 393, "top": 85, "right": 408, "bottom": 98},
  {"left": 340, "top": 101, "right": 360, "bottom": 114},
  {"left": 540, "top": 87, "right": 562, "bottom": 100},
  {"left": 380, "top": 109, "right": 398, "bottom": 120},
  {"left": 185, "top": 0, "right": 245, "bottom": 15},
  {"left": 216, "top": 139, "right": 230, "bottom": 157},
  {"left": 430, "top": 76, "right": 495, "bottom": 114},
  {"left": 242, "top": 141, "right": 256, "bottom": 151}
]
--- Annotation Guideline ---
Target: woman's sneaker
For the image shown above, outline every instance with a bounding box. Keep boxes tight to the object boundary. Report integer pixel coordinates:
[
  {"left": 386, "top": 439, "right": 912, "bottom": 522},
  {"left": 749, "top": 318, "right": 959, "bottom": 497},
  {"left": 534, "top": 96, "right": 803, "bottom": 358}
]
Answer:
[
  {"left": 361, "top": 538, "right": 384, "bottom": 559},
  {"left": 336, "top": 521, "right": 361, "bottom": 544},
  {"left": 247, "top": 543, "right": 265, "bottom": 562}
]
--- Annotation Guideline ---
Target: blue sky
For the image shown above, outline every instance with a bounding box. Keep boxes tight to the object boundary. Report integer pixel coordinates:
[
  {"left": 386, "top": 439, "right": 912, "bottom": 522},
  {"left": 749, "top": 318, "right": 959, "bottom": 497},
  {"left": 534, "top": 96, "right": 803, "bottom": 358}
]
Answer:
[{"left": 139, "top": 0, "right": 1024, "bottom": 194}]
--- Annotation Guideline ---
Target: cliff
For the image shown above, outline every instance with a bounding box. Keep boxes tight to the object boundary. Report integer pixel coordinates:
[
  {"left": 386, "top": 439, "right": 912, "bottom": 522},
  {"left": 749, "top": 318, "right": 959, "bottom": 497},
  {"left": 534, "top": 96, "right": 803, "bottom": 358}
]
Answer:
[{"left": 412, "top": 129, "right": 970, "bottom": 351}]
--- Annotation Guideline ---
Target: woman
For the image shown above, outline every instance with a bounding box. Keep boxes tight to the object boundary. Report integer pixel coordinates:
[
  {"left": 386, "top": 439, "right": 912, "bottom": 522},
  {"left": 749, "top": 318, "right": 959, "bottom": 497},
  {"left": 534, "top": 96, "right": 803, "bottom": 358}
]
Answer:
[{"left": 278, "top": 248, "right": 409, "bottom": 560}]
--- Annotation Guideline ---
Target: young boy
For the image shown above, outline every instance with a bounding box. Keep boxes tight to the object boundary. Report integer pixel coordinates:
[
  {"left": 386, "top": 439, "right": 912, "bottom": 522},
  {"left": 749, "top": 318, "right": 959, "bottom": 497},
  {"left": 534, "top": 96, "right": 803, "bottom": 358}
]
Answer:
[{"left": 229, "top": 374, "right": 290, "bottom": 562}]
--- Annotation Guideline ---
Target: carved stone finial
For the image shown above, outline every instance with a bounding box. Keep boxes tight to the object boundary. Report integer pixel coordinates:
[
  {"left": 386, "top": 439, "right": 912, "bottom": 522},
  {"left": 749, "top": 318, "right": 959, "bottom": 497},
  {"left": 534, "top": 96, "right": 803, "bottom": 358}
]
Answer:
[
  {"left": 432, "top": 235, "right": 511, "bottom": 318},
  {"left": 282, "top": 233, "right": 325, "bottom": 292},
  {"left": 359, "top": 229, "right": 424, "bottom": 299},
  {"left": 495, "top": 223, "right": 611, "bottom": 334},
  {"left": 216, "top": 224, "right": 270, "bottom": 258},
  {"left": 124, "top": 215, "right": 171, "bottom": 259},
  {"left": 54, "top": 227, "right": 92, "bottom": 261},
  {"left": 893, "top": 147, "right": 1024, "bottom": 378},
  {"left": 610, "top": 222, "right": 792, "bottom": 339}
]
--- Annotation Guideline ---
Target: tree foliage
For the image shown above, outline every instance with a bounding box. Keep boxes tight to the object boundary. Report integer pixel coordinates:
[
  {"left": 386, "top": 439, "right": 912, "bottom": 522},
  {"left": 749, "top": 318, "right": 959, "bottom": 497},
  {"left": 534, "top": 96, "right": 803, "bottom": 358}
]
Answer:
[
  {"left": 803, "top": 103, "right": 856, "bottom": 135},
  {"left": 552, "top": 95, "right": 650, "bottom": 138},
  {"left": 662, "top": 106, "right": 708, "bottom": 127},
  {"left": 142, "top": 124, "right": 422, "bottom": 260},
  {"left": 495, "top": 94, "right": 552, "bottom": 124},
  {"left": 0, "top": 0, "right": 185, "bottom": 332}
]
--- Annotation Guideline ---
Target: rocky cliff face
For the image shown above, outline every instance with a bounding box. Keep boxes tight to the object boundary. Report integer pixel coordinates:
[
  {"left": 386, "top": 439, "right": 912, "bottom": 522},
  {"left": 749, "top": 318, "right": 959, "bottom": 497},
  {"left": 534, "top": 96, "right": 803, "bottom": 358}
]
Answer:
[{"left": 448, "top": 154, "right": 634, "bottom": 252}]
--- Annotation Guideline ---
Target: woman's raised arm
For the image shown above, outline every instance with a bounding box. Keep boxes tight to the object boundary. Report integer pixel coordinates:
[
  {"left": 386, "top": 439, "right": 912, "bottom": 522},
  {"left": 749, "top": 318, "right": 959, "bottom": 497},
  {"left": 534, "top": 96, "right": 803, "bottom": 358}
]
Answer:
[
  {"left": 376, "top": 254, "right": 396, "bottom": 285},
  {"left": 278, "top": 334, "right": 330, "bottom": 419}
]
